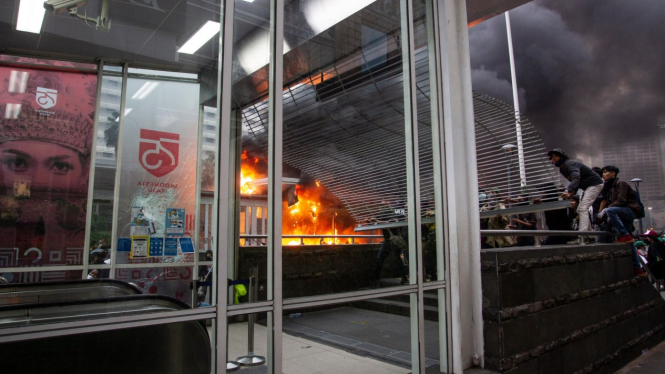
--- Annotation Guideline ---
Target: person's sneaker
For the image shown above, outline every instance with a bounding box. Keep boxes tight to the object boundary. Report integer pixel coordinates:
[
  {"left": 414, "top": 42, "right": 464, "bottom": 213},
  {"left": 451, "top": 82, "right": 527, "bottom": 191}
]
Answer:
[
  {"left": 567, "top": 238, "right": 582, "bottom": 245},
  {"left": 634, "top": 268, "right": 647, "bottom": 277},
  {"left": 400, "top": 276, "right": 409, "bottom": 285},
  {"left": 616, "top": 235, "right": 634, "bottom": 243}
]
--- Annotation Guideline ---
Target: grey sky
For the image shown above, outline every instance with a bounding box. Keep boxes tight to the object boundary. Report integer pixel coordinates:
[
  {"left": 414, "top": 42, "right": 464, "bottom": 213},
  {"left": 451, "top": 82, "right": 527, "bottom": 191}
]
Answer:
[{"left": 468, "top": 0, "right": 665, "bottom": 162}]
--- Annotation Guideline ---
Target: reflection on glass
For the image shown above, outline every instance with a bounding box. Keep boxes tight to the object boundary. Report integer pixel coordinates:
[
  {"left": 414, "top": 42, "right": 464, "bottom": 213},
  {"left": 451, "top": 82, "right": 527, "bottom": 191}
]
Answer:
[
  {"left": 89, "top": 73, "right": 123, "bottom": 280},
  {"left": 114, "top": 266, "right": 194, "bottom": 305},
  {"left": 277, "top": 0, "right": 408, "bottom": 297},
  {"left": 416, "top": 0, "right": 446, "bottom": 367},
  {"left": 231, "top": 0, "right": 272, "bottom": 304},
  {"left": 0, "top": 63, "right": 97, "bottom": 275},
  {"left": 115, "top": 78, "right": 200, "bottom": 268}
]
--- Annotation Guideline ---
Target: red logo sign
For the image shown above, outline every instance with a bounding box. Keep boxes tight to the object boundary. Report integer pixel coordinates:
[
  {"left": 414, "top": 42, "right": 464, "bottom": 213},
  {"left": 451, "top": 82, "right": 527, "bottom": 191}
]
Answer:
[{"left": 139, "top": 129, "right": 180, "bottom": 177}]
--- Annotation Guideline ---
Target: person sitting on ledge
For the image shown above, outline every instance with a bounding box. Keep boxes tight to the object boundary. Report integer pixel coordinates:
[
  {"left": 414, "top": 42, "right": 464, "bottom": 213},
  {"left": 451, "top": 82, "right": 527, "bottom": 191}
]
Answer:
[{"left": 597, "top": 165, "right": 640, "bottom": 243}]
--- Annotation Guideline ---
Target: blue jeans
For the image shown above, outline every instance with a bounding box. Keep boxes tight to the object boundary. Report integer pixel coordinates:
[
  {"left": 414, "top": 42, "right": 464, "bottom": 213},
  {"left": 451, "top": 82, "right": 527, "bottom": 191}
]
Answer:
[
  {"left": 630, "top": 243, "right": 641, "bottom": 270},
  {"left": 605, "top": 207, "right": 636, "bottom": 236}
]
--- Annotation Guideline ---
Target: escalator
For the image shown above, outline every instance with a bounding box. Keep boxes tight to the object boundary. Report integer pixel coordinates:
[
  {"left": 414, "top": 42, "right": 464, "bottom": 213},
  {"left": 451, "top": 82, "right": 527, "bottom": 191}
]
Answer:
[
  {"left": 0, "top": 279, "right": 141, "bottom": 306},
  {"left": 0, "top": 281, "right": 211, "bottom": 374}
]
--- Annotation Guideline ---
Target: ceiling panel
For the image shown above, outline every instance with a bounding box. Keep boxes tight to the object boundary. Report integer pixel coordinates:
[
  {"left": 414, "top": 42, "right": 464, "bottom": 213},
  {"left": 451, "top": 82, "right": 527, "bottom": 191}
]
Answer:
[
  {"left": 113, "top": 0, "right": 185, "bottom": 13},
  {"left": 107, "top": 0, "right": 174, "bottom": 31},
  {"left": 1, "top": 0, "right": 532, "bottom": 73}
]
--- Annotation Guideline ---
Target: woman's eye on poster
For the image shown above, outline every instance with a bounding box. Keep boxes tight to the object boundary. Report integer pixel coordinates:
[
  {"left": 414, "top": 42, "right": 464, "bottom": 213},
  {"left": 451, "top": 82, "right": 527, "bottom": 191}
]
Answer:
[{"left": 0, "top": 65, "right": 96, "bottom": 273}]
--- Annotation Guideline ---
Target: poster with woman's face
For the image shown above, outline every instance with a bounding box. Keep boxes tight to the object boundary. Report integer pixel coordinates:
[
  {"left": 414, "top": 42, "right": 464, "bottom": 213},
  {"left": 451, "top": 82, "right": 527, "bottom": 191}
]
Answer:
[{"left": 0, "top": 63, "right": 97, "bottom": 276}]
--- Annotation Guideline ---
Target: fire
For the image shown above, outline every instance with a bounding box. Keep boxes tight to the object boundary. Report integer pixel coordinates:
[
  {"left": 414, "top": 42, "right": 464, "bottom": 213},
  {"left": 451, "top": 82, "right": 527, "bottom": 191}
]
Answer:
[
  {"left": 240, "top": 150, "right": 262, "bottom": 195},
  {"left": 240, "top": 172, "right": 255, "bottom": 194},
  {"left": 281, "top": 183, "right": 368, "bottom": 245},
  {"left": 239, "top": 148, "right": 374, "bottom": 245}
]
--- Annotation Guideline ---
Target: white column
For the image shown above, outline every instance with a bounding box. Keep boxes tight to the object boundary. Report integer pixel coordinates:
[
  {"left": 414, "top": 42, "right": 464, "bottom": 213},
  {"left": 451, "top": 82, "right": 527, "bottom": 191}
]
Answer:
[
  {"left": 215, "top": 0, "right": 236, "bottom": 370},
  {"left": 438, "top": 0, "right": 484, "bottom": 371},
  {"left": 205, "top": 203, "right": 210, "bottom": 251}
]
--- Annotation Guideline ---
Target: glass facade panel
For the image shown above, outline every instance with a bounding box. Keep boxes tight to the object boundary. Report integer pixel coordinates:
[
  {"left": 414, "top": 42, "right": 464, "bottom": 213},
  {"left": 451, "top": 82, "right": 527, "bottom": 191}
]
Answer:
[
  {"left": 282, "top": 295, "right": 414, "bottom": 373},
  {"left": 228, "top": 312, "right": 270, "bottom": 367},
  {"left": 0, "top": 0, "right": 454, "bottom": 371},
  {"left": 279, "top": 0, "right": 410, "bottom": 297},
  {"left": 231, "top": 0, "right": 272, "bottom": 304},
  {"left": 0, "top": 60, "right": 98, "bottom": 274},
  {"left": 88, "top": 72, "right": 123, "bottom": 279}
]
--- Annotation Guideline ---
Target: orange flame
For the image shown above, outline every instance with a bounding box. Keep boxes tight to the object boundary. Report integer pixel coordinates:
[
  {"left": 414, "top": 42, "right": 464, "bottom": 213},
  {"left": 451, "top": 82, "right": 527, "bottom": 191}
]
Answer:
[
  {"left": 240, "top": 149, "right": 374, "bottom": 245},
  {"left": 240, "top": 150, "right": 262, "bottom": 195},
  {"left": 281, "top": 183, "right": 371, "bottom": 245}
]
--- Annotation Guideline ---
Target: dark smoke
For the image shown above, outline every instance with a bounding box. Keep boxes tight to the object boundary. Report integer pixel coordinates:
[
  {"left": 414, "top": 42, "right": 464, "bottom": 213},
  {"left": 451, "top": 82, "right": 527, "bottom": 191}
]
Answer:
[{"left": 468, "top": 0, "right": 665, "bottom": 161}]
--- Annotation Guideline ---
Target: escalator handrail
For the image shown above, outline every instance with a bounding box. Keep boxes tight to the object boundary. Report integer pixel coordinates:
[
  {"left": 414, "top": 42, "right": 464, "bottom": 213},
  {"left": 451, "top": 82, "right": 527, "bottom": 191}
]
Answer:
[{"left": 0, "top": 279, "right": 141, "bottom": 294}]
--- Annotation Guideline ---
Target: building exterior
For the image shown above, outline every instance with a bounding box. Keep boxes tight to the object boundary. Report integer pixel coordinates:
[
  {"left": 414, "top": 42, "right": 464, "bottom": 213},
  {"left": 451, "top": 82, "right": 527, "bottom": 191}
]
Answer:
[{"left": 0, "top": 0, "right": 533, "bottom": 373}]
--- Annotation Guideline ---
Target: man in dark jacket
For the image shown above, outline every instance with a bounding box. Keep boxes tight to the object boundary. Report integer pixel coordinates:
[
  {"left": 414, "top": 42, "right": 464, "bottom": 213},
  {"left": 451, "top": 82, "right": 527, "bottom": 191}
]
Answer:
[
  {"left": 547, "top": 149, "right": 604, "bottom": 243},
  {"left": 598, "top": 165, "right": 640, "bottom": 243},
  {"left": 639, "top": 230, "right": 665, "bottom": 280}
]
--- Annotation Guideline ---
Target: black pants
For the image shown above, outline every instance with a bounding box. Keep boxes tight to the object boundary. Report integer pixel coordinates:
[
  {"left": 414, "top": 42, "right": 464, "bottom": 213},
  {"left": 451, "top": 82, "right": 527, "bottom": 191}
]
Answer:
[{"left": 374, "top": 240, "right": 407, "bottom": 280}]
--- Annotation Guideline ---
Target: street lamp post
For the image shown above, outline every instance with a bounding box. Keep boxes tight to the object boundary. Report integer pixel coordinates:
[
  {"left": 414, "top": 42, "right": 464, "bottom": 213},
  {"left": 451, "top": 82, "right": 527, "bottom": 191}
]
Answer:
[
  {"left": 631, "top": 178, "right": 643, "bottom": 233},
  {"left": 505, "top": 12, "right": 526, "bottom": 188},
  {"left": 648, "top": 207, "right": 653, "bottom": 229},
  {"left": 502, "top": 144, "right": 517, "bottom": 201}
]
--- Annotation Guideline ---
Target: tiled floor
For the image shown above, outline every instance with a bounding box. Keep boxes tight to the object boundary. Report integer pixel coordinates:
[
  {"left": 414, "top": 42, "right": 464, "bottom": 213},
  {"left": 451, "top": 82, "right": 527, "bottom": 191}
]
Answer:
[{"left": 227, "top": 322, "right": 411, "bottom": 374}]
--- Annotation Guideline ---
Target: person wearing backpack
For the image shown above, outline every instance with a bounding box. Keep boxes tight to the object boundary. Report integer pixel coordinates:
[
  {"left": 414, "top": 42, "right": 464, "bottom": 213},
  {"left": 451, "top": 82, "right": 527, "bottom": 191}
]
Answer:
[
  {"left": 373, "top": 227, "right": 409, "bottom": 287},
  {"left": 597, "top": 165, "right": 641, "bottom": 243}
]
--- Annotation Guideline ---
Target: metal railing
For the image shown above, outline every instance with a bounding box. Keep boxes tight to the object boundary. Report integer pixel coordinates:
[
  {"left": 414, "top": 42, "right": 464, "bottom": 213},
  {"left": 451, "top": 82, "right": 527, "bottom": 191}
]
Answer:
[
  {"left": 239, "top": 234, "right": 384, "bottom": 246},
  {"left": 239, "top": 230, "right": 621, "bottom": 247},
  {"left": 480, "top": 229, "right": 617, "bottom": 248}
]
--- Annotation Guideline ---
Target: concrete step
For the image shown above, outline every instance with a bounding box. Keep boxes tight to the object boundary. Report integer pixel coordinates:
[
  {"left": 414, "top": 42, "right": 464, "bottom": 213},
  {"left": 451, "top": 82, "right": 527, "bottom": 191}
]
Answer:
[
  {"left": 380, "top": 292, "right": 439, "bottom": 308},
  {"left": 352, "top": 298, "right": 440, "bottom": 321}
]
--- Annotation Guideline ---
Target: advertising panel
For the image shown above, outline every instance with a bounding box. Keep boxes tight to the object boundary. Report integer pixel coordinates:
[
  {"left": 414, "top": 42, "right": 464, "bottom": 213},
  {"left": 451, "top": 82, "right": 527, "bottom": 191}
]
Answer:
[
  {"left": 115, "top": 78, "right": 200, "bottom": 303},
  {"left": 0, "top": 64, "right": 97, "bottom": 279}
]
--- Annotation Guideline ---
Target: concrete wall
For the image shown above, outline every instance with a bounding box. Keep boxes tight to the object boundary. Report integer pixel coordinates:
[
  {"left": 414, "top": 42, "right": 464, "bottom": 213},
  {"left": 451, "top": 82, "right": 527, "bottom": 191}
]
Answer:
[
  {"left": 481, "top": 244, "right": 665, "bottom": 374},
  {"left": 238, "top": 244, "right": 404, "bottom": 300}
]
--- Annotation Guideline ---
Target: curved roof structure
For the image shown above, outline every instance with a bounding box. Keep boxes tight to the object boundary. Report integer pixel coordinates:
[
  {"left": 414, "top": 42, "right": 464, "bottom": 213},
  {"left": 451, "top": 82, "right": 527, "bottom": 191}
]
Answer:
[{"left": 241, "top": 42, "right": 563, "bottom": 225}]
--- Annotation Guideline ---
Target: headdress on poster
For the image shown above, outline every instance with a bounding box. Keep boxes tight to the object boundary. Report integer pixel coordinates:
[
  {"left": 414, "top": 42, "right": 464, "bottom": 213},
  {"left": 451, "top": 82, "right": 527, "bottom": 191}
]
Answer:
[{"left": 0, "top": 68, "right": 95, "bottom": 156}]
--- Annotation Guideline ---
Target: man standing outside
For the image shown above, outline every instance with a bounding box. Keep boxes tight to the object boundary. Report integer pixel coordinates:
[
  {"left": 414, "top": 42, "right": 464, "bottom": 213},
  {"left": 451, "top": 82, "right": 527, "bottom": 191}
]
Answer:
[
  {"left": 547, "top": 149, "right": 604, "bottom": 243},
  {"left": 598, "top": 165, "right": 640, "bottom": 243}
]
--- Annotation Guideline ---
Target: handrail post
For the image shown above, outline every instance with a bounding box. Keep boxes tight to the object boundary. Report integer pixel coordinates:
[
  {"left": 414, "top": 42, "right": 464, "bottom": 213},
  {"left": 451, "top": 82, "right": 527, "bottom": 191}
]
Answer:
[{"left": 237, "top": 266, "right": 266, "bottom": 366}]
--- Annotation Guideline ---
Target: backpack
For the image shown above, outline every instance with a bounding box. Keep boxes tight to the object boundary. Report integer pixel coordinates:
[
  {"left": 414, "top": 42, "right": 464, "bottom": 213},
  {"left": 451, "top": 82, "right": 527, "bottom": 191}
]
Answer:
[
  {"left": 634, "top": 189, "right": 646, "bottom": 219},
  {"left": 387, "top": 230, "right": 407, "bottom": 251}
]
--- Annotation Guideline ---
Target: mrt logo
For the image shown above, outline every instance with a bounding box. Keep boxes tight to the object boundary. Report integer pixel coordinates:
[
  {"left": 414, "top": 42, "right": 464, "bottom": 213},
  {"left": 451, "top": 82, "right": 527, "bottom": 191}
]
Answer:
[{"left": 139, "top": 129, "right": 179, "bottom": 177}]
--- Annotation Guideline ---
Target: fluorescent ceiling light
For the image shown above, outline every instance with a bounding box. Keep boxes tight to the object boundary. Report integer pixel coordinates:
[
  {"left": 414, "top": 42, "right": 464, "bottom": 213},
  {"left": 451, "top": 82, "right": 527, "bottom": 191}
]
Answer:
[
  {"left": 132, "top": 82, "right": 159, "bottom": 100},
  {"left": 243, "top": 0, "right": 255, "bottom": 2},
  {"left": 17, "top": 0, "right": 46, "bottom": 33},
  {"left": 178, "top": 21, "right": 220, "bottom": 54}
]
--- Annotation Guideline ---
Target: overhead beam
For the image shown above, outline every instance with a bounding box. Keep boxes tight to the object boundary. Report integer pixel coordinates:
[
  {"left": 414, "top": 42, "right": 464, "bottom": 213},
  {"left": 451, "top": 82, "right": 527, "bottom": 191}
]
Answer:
[{"left": 466, "top": 0, "right": 533, "bottom": 27}]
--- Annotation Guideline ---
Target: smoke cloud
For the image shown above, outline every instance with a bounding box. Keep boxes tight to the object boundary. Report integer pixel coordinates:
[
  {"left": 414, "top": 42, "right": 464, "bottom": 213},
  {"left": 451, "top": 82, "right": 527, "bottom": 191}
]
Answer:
[{"left": 468, "top": 0, "right": 665, "bottom": 160}]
